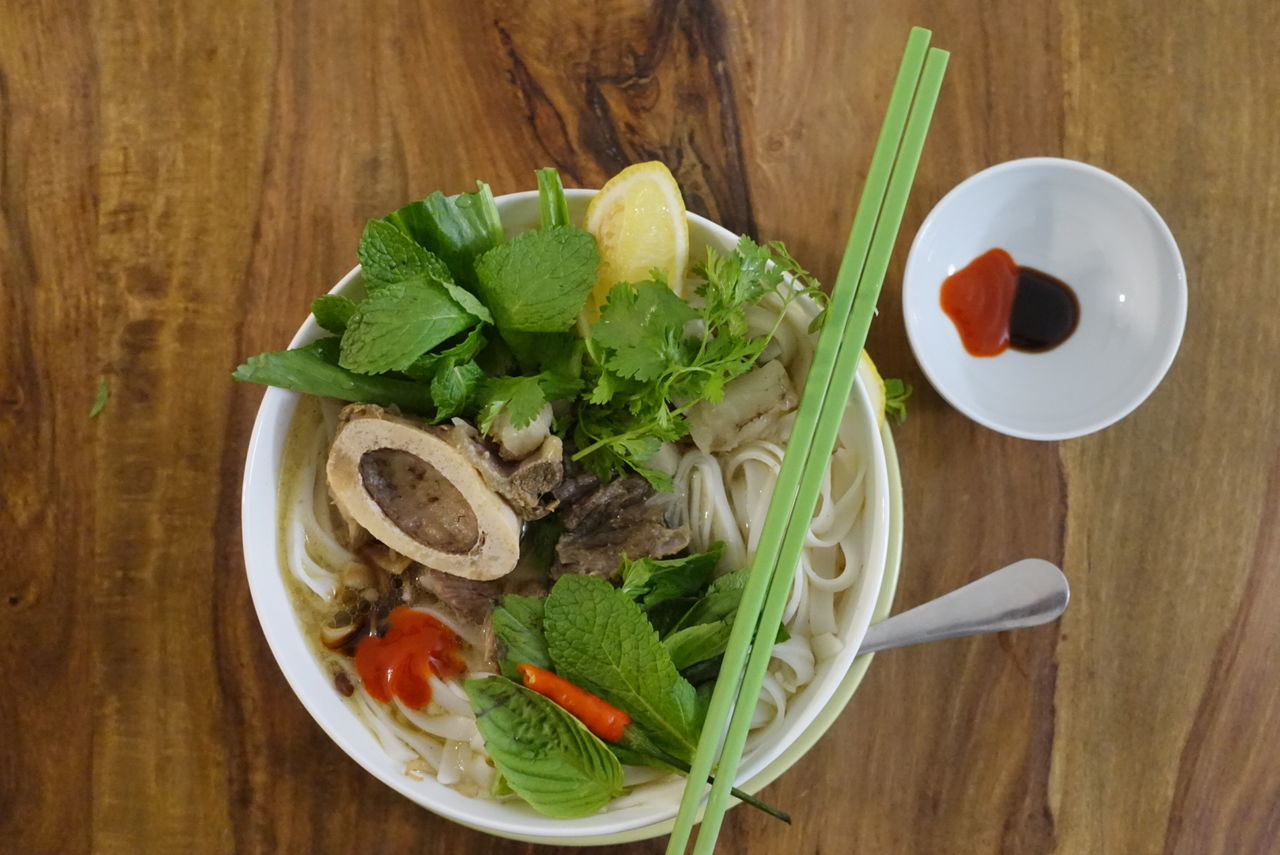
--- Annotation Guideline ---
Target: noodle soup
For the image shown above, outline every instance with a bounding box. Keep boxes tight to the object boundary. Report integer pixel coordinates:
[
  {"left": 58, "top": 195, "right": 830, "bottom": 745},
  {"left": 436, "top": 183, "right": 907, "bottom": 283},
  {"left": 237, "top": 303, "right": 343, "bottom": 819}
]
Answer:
[{"left": 241, "top": 186, "right": 892, "bottom": 840}]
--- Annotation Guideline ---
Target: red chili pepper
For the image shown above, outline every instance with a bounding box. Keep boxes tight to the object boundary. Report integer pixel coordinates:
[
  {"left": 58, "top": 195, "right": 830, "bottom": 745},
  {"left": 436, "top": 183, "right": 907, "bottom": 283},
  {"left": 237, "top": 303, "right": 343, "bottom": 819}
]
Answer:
[
  {"left": 516, "top": 663, "right": 632, "bottom": 743},
  {"left": 515, "top": 663, "right": 790, "bottom": 824}
]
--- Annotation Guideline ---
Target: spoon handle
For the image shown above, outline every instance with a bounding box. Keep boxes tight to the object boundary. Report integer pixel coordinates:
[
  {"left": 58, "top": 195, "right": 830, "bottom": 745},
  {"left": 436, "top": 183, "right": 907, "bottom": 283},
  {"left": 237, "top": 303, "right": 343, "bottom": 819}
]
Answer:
[{"left": 857, "top": 558, "right": 1069, "bottom": 656}]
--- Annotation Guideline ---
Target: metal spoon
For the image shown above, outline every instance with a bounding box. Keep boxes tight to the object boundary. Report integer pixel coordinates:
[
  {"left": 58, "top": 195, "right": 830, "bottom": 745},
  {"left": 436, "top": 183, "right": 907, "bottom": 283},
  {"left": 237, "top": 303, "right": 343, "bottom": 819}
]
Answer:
[{"left": 857, "top": 558, "right": 1069, "bottom": 655}]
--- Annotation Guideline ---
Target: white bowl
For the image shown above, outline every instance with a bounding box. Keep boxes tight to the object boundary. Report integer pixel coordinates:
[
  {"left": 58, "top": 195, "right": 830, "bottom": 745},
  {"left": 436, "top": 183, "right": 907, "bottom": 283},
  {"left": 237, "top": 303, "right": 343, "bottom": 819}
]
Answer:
[
  {"left": 241, "top": 189, "right": 897, "bottom": 843},
  {"left": 902, "top": 157, "right": 1187, "bottom": 440}
]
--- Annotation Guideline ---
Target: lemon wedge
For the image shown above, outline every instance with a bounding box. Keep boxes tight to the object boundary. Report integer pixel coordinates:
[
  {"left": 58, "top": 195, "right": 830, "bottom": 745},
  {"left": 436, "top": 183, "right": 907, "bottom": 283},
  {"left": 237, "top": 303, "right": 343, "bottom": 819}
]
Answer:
[
  {"left": 858, "top": 351, "right": 889, "bottom": 428},
  {"left": 582, "top": 161, "right": 689, "bottom": 323}
]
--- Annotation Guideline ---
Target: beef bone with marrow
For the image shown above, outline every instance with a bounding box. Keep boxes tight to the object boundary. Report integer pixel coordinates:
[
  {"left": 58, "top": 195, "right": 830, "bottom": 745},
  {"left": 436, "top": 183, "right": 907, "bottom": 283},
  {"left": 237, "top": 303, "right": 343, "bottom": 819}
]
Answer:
[{"left": 326, "top": 404, "right": 525, "bottom": 581}]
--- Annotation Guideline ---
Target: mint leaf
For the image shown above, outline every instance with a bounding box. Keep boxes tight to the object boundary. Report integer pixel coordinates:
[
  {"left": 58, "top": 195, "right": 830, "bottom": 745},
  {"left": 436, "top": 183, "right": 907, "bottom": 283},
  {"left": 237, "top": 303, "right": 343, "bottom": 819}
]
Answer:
[
  {"left": 465, "top": 676, "right": 623, "bottom": 818},
  {"left": 437, "top": 282, "right": 495, "bottom": 327},
  {"left": 358, "top": 219, "right": 495, "bottom": 324},
  {"left": 430, "top": 358, "right": 484, "bottom": 420},
  {"left": 232, "top": 338, "right": 434, "bottom": 413},
  {"left": 338, "top": 277, "right": 476, "bottom": 374},
  {"left": 543, "top": 574, "right": 701, "bottom": 760},
  {"left": 382, "top": 182, "right": 504, "bottom": 287},
  {"left": 404, "top": 327, "right": 487, "bottom": 383},
  {"left": 310, "top": 294, "right": 356, "bottom": 334},
  {"left": 620, "top": 544, "right": 723, "bottom": 610},
  {"left": 474, "top": 225, "right": 599, "bottom": 333},
  {"left": 357, "top": 219, "right": 451, "bottom": 289},
  {"left": 492, "top": 595, "right": 552, "bottom": 681},
  {"left": 536, "top": 167, "right": 571, "bottom": 229}
]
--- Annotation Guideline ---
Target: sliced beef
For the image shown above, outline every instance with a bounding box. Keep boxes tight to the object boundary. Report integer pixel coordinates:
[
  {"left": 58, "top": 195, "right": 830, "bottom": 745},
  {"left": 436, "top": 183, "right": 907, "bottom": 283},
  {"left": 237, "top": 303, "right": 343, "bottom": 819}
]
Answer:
[
  {"left": 437, "top": 421, "right": 564, "bottom": 521},
  {"left": 551, "top": 474, "right": 691, "bottom": 580},
  {"left": 415, "top": 524, "right": 555, "bottom": 625},
  {"left": 557, "top": 475, "right": 652, "bottom": 531},
  {"left": 552, "top": 472, "right": 601, "bottom": 506},
  {"left": 418, "top": 568, "right": 502, "bottom": 625}
]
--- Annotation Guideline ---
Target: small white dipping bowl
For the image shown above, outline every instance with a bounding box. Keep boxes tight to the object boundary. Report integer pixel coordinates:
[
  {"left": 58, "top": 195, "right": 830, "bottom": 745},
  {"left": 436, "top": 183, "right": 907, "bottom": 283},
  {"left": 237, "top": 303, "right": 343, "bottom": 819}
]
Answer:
[
  {"left": 241, "top": 189, "right": 901, "bottom": 844},
  {"left": 903, "top": 157, "right": 1187, "bottom": 440}
]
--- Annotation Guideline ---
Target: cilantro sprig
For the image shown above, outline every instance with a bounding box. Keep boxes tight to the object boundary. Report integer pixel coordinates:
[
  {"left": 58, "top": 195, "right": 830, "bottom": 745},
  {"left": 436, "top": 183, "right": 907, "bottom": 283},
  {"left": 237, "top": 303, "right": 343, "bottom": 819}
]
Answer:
[{"left": 571, "top": 237, "right": 826, "bottom": 489}]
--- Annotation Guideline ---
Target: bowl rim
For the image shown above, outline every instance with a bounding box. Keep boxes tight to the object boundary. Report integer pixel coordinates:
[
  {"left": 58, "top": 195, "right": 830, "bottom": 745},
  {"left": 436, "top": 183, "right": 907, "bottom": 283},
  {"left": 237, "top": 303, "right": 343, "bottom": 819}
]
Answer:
[
  {"left": 901, "top": 156, "right": 1188, "bottom": 441},
  {"left": 240, "top": 189, "right": 898, "bottom": 841}
]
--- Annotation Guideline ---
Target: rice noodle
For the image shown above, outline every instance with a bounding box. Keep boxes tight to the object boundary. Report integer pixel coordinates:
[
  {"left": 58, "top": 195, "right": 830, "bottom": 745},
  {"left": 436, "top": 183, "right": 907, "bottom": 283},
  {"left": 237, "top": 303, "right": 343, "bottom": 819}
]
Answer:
[
  {"left": 668, "top": 298, "right": 871, "bottom": 734},
  {"left": 280, "top": 289, "right": 873, "bottom": 806}
]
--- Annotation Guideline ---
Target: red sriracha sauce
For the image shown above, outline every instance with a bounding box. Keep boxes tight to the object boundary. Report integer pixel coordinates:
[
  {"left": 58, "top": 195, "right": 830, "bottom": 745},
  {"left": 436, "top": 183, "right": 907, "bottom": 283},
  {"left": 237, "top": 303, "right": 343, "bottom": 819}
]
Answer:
[
  {"left": 355, "top": 607, "right": 465, "bottom": 709},
  {"left": 940, "top": 248, "right": 1020, "bottom": 356}
]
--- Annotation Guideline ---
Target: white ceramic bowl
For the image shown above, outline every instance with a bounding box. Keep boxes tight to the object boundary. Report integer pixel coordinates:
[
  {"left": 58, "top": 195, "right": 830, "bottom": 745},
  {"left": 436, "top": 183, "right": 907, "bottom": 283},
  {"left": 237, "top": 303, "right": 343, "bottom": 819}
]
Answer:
[
  {"left": 903, "top": 157, "right": 1187, "bottom": 440},
  {"left": 241, "top": 189, "right": 899, "bottom": 843}
]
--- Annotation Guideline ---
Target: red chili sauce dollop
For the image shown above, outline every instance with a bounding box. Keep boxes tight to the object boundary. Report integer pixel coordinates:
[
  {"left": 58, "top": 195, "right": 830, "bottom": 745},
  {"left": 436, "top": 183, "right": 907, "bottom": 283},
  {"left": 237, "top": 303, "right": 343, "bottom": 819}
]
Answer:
[{"left": 354, "top": 606, "right": 465, "bottom": 709}]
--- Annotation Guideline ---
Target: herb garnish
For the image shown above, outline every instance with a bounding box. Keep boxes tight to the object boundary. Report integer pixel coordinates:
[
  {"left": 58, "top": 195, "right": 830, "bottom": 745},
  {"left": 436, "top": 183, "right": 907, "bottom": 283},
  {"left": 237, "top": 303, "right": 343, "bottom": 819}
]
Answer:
[
  {"left": 571, "top": 237, "right": 826, "bottom": 489},
  {"left": 464, "top": 676, "right": 623, "bottom": 817}
]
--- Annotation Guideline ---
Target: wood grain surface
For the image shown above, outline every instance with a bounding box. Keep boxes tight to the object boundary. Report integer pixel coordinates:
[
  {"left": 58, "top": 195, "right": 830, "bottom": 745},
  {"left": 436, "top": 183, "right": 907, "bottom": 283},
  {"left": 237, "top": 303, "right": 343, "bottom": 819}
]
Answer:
[{"left": 3, "top": 1, "right": 1277, "bottom": 853}]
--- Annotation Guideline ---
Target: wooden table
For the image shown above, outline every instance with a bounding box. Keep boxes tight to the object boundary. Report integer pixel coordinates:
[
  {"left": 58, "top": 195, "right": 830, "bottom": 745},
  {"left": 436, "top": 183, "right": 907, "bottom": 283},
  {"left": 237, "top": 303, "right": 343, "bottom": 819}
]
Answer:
[{"left": 4, "top": 2, "right": 1277, "bottom": 853}]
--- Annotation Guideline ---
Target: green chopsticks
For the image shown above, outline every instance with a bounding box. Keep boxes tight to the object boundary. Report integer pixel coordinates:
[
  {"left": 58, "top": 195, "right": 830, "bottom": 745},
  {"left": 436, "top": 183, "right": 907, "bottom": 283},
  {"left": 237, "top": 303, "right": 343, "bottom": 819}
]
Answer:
[{"left": 665, "top": 28, "right": 948, "bottom": 855}]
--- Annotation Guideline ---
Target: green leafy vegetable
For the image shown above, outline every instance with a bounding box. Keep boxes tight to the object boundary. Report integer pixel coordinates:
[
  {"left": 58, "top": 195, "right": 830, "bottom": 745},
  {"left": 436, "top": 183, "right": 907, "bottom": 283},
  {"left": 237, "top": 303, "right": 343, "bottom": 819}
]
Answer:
[
  {"left": 683, "top": 656, "right": 724, "bottom": 686},
  {"left": 89, "top": 377, "right": 110, "bottom": 418},
  {"left": 474, "top": 372, "right": 582, "bottom": 433},
  {"left": 572, "top": 237, "right": 824, "bottom": 487},
  {"left": 338, "top": 277, "right": 477, "bottom": 374},
  {"left": 357, "top": 219, "right": 495, "bottom": 324},
  {"left": 644, "top": 597, "right": 700, "bottom": 637},
  {"left": 492, "top": 594, "right": 552, "bottom": 681},
  {"left": 381, "top": 182, "right": 504, "bottom": 287},
  {"left": 660, "top": 568, "right": 785, "bottom": 674},
  {"left": 310, "top": 294, "right": 357, "bottom": 334},
  {"left": 430, "top": 358, "right": 484, "bottom": 420},
  {"left": 357, "top": 219, "right": 448, "bottom": 288},
  {"left": 465, "top": 676, "right": 623, "bottom": 818},
  {"left": 663, "top": 621, "right": 733, "bottom": 672},
  {"left": 232, "top": 338, "right": 434, "bottom": 412},
  {"left": 537, "top": 167, "right": 571, "bottom": 229},
  {"left": 591, "top": 281, "right": 698, "bottom": 381},
  {"left": 670, "top": 567, "right": 749, "bottom": 632},
  {"left": 403, "top": 327, "right": 487, "bottom": 382},
  {"left": 501, "top": 329, "right": 584, "bottom": 378},
  {"left": 543, "top": 574, "right": 701, "bottom": 760},
  {"left": 620, "top": 544, "right": 724, "bottom": 611},
  {"left": 884, "top": 377, "right": 913, "bottom": 424},
  {"left": 474, "top": 375, "right": 550, "bottom": 433},
  {"left": 474, "top": 226, "right": 600, "bottom": 333}
]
